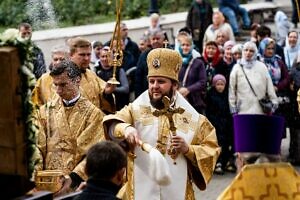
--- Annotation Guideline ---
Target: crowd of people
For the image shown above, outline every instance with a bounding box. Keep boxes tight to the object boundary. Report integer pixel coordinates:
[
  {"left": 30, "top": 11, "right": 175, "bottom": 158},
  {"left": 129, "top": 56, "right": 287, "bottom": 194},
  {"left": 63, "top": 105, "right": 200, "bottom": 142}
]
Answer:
[{"left": 16, "top": 0, "right": 300, "bottom": 199}]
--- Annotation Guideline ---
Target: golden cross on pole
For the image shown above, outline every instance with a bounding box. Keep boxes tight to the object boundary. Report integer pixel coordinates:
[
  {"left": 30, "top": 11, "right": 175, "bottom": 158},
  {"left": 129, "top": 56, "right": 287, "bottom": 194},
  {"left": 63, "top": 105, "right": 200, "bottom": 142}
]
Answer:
[{"left": 152, "top": 96, "right": 185, "bottom": 164}]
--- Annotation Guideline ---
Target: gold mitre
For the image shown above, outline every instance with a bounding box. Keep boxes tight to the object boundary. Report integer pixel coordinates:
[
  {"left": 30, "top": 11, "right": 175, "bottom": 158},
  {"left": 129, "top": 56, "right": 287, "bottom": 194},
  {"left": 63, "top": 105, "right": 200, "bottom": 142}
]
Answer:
[{"left": 147, "top": 48, "right": 182, "bottom": 82}]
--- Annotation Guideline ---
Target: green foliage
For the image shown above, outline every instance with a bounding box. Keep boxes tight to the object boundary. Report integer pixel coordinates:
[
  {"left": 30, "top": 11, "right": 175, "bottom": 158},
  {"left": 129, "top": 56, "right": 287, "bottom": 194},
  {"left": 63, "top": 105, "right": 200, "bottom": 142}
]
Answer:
[
  {"left": 0, "top": 29, "right": 38, "bottom": 179},
  {"left": 0, "top": 0, "right": 28, "bottom": 27},
  {"left": 0, "top": 0, "right": 226, "bottom": 31},
  {"left": 52, "top": 0, "right": 96, "bottom": 25},
  {"left": 123, "top": 0, "right": 148, "bottom": 19}
]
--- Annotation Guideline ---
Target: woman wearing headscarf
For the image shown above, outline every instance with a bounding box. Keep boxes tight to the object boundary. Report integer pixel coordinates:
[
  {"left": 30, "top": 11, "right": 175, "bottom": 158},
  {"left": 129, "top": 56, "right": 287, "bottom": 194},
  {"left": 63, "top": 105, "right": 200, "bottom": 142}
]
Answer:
[
  {"left": 258, "top": 38, "right": 290, "bottom": 124},
  {"left": 229, "top": 41, "right": 277, "bottom": 115},
  {"left": 177, "top": 33, "right": 207, "bottom": 114},
  {"left": 201, "top": 41, "right": 230, "bottom": 91},
  {"left": 223, "top": 40, "right": 236, "bottom": 69},
  {"left": 229, "top": 41, "right": 278, "bottom": 172},
  {"left": 284, "top": 31, "right": 300, "bottom": 71}
]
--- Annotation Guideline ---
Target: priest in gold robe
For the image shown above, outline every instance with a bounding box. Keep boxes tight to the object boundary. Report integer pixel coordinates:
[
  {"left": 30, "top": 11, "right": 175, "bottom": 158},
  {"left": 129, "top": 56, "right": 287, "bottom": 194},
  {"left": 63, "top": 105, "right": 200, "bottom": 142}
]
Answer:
[
  {"left": 32, "top": 44, "right": 68, "bottom": 107},
  {"left": 32, "top": 37, "right": 116, "bottom": 114},
  {"left": 34, "top": 60, "right": 104, "bottom": 196},
  {"left": 103, "top": 48, "right": 220, "bottom": 200}
]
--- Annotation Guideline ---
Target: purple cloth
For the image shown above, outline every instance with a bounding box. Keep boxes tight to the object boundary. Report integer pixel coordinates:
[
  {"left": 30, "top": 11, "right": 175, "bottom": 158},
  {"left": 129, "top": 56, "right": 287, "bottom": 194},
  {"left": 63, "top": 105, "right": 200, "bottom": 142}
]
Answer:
[{"left": 233, "top": 114, "right": 285, "bottom": 154}]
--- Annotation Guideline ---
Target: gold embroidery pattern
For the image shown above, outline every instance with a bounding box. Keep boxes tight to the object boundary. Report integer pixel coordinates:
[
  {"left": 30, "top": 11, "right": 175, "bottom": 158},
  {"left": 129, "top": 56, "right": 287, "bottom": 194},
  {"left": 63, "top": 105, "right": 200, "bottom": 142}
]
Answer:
[
  {"left": 200, "top": 156, "right": 214, "bottom": 181},
  {"left": 218, "top": 163, "right": 300, "bottom": 200},
  {"left": 135, "top": 105, "right": 154, "bottom": 126}
]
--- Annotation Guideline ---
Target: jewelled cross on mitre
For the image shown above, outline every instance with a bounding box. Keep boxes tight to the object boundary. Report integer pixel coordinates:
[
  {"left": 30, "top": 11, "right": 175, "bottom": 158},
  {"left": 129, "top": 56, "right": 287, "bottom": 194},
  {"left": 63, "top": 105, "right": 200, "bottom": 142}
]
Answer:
[{"left": 152, "top": 96, "right": 185, "bottom": 164}]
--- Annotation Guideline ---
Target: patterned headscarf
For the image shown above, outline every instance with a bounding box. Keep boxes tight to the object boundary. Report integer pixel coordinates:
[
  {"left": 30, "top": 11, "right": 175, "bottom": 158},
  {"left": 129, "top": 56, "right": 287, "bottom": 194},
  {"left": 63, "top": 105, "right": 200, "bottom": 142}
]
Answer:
[{"left": 258, "top": 37, "right": 281, "bottom": 84}]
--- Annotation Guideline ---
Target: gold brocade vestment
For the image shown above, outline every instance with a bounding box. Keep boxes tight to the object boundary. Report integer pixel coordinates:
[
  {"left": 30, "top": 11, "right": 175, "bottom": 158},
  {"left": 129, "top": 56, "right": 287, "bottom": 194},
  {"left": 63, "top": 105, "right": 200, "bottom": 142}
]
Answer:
[
  {"left": 35, "top": 95, "right": 104, "bottom": 179},
  {"left": 103, "top": 91, "right": 220, "bottom": 200}
]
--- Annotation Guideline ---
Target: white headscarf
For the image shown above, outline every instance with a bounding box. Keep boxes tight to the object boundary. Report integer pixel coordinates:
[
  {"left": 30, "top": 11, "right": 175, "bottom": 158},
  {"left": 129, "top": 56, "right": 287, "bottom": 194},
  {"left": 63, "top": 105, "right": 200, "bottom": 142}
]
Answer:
[
  {"left": 284, "top": 31, "right": 300, "bottom": 69},
  {"left": 239, "top": 41, "right": 258, "bottom": 68}
]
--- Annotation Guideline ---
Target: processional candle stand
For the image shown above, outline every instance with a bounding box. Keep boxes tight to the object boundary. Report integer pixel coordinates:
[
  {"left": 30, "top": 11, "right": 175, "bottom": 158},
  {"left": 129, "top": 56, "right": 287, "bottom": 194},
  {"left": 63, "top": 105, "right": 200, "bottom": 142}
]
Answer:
[{"left": 107, "top": 0, "right": 123, "bottom": 85}]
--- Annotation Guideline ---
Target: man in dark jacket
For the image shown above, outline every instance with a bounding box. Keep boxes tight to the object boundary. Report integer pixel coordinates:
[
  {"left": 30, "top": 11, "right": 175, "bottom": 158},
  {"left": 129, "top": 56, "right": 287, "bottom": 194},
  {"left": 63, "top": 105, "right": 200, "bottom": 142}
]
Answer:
[
  {"left": 134, "top": 29, "right": 165, "bottom": 98},
  {"left": 186, "top": 0, "right": 213, "bottom": 53},
  {"left": 18, "top": 22, "right": 46, "bottom": 79}
]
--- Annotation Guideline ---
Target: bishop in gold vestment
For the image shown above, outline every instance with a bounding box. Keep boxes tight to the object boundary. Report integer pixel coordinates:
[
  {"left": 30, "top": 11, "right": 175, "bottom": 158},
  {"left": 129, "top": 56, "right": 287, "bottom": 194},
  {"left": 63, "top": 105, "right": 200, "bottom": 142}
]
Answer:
[{"left": 103, "top": 48, "right": 220, "bottom": 200}]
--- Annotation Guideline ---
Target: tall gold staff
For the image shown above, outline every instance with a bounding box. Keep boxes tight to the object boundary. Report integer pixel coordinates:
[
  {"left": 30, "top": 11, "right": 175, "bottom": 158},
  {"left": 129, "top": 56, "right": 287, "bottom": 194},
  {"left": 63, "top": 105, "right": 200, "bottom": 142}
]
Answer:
[
  {"left": 107, "top": 0, "right": 123, "bottom": 85},
  {"left": 296, "top": 0, "right": 300, "bottom": 23}
]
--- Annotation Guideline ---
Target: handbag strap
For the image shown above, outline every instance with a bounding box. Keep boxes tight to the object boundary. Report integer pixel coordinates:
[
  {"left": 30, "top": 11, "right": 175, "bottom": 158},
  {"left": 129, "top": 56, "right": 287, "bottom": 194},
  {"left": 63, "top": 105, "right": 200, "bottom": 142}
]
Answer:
[
  {"left": 240, "top": 64, "right": 258, "bottom": 97},
  {"left": 240, "top": 64, "right": 257, "bottom": 97},
  {"left": 182, "top": 58, "right": 194, "bottom": 87}
]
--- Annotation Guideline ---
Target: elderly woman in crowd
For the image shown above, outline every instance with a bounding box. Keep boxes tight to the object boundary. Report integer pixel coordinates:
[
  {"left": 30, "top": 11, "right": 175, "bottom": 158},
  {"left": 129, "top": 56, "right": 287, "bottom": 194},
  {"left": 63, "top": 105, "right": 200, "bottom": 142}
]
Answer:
[
  {"left": 258, "top": 37, "right": 290, "bottom": 131},
  {"left": 258, "top": 38, "right": 290, "bottom": 94},
  {"left": 284, "top": 31, "right": 300, "bottom": 71},
  {"left": 231, "top": 43, "right": 243, "bottom": 63},
  {"left": 229, "top": 41, "right": 278, "bottom": 171},
  {"left": 216, "top": 29, "right": 231, "bottom": 48},
  {"left": 201, "top": 41, "right": 230, "bottom": 91},
  {"left": 223, "top": 40, "right": 236, "bottom": 69},
  {"left": 177, "top": 33, "right": 207, "bottom": 114},
  {"left": 229, "top": 41, "right": 277, "bottom": 115}
]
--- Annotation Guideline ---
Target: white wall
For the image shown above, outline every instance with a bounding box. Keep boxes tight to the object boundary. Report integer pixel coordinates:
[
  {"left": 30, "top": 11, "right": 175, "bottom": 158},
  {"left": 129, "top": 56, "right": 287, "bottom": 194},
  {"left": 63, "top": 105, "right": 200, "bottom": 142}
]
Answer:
[{"left": 32, "top": 12, "right": 188, "bottom": 66}]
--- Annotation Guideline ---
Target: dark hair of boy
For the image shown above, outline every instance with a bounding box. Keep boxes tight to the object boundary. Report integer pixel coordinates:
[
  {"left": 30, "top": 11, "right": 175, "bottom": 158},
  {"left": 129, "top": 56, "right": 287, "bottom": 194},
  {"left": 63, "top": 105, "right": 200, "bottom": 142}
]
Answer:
[{"left": 85, "top": 141, "right": 127, "bottom": 180}]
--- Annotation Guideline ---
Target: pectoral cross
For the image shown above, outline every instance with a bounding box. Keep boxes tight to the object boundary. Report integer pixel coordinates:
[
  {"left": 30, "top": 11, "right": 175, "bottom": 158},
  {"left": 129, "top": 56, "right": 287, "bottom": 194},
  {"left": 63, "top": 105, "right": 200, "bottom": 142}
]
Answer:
[{"left": 153, "top": 96, "right": 185, "bottom": 164}]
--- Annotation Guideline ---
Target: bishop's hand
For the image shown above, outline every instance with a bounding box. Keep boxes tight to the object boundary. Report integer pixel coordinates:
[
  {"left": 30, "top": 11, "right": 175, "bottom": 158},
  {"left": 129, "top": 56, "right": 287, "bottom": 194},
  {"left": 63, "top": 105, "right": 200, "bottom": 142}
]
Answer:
[
  {"left": 124, "top": 126, "right": 140, "bottom": 148},
  {"left": 171, "top": 135, "right": 189, "bottom": 154}
]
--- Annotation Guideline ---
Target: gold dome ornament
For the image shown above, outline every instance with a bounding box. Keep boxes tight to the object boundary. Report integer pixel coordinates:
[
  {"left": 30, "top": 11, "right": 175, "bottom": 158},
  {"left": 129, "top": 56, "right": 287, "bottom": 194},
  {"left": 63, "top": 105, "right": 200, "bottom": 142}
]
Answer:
[{"left": 107, "top": 0, "right": 124, "bottom": 85}]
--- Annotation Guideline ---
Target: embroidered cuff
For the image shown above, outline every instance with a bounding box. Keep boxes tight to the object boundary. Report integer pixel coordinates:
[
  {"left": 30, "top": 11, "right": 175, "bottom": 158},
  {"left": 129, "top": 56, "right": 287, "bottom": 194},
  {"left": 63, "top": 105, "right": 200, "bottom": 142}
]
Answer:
[
  {"left": 113, "top": 123, "right": 131, "bottom": 140},
  {"left": 184, "top": 145, "right": 194, "bottom": 159}
]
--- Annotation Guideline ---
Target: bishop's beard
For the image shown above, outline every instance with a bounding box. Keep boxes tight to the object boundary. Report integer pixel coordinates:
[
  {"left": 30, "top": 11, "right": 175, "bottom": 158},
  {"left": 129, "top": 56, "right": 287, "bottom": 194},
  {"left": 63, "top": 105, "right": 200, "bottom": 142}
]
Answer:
[{"left": 149, "top": 89, "right": 174, "bottom": 110}]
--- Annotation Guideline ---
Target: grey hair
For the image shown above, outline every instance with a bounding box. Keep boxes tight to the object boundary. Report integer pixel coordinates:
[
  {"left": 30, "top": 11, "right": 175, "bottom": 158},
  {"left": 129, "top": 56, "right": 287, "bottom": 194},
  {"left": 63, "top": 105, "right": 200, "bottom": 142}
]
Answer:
[
  {"left": 51, "top": 44, "right": 69, "bottom": 55},
  {"left": 148, "top": 29, "right": 165, "bottom": 39}
]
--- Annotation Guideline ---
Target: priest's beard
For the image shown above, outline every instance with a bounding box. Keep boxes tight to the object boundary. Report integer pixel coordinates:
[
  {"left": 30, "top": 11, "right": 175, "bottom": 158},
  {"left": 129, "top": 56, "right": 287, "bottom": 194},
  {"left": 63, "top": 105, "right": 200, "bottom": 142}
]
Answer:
[{"left": 149, "top": 89, "right": 174, "bottom": 109}]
